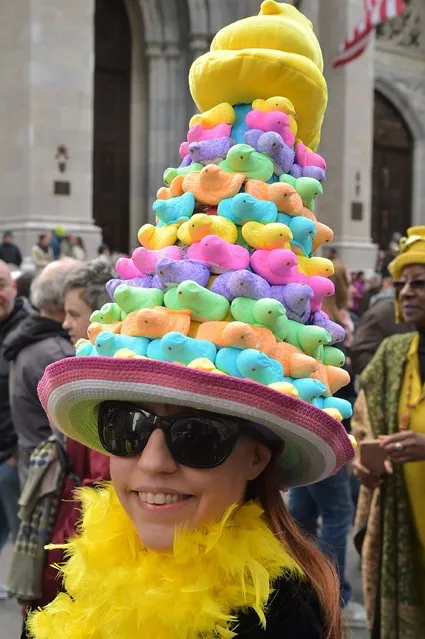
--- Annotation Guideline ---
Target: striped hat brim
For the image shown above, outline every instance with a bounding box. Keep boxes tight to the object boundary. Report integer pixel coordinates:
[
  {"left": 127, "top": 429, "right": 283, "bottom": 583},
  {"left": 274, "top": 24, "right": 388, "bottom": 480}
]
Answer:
[{"left": 38, "top": 356, "right": 354, "bottom": 488}]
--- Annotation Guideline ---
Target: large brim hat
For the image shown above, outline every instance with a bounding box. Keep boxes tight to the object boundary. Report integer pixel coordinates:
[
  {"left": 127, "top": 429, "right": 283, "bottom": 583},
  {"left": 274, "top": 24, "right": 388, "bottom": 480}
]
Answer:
[
  {"left": 39, "top": 356, "right": 353, "bottom": 488},
  {"left": 389, "top": 226, "right": 425, "bottom": 280}
]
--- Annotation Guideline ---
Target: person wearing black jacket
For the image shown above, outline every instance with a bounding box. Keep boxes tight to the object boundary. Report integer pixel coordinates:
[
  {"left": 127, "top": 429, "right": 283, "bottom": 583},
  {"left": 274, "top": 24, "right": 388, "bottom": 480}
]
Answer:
[
  {"left": 0, "top": 231, "right": 22, "bottom": 267},
  {"left": 3, "top": 259, "right": 78, "bottom": 486},
  {"left": 0, "top": 260, "right": 32, "bottom": 569}
]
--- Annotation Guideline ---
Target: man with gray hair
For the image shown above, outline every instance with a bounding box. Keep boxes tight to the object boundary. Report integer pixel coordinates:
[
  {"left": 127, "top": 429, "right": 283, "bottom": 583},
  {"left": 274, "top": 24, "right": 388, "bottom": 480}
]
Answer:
[
  {"left": 62, "top": 258, "right": 115, "bottom": 346},
  {"left": 3, "top": 259, "right": 80, "bottom": 485}
]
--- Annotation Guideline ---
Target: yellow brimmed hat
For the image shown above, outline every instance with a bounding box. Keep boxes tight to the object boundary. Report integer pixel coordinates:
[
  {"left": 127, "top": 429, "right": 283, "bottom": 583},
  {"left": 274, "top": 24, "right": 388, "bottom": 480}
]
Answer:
[{"left": 389, "top": 226, "right": 425, "bottom": 280}]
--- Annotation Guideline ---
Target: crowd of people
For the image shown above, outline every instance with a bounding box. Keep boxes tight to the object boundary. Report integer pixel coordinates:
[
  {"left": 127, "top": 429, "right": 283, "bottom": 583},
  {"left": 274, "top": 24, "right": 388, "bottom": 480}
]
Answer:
[
  {"left": 0, "top": 250, "right": 115, "bottom": 636},
  {"left": 0, "top": 227, "right": 423, "bottom": 638}
]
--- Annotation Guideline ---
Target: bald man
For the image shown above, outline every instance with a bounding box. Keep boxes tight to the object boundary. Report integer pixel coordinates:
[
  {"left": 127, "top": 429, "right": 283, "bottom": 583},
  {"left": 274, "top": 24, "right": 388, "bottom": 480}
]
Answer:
[{"left": 0, "top": 261, "right": 32, "bottom": 583}]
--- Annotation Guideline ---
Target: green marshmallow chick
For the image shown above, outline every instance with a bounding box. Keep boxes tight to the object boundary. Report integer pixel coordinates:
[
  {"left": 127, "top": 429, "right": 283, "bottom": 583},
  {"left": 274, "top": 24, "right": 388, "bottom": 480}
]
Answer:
[
  {"left": 164, "top": 280, "right": 230, "bottom": 322},
  {"left": 219, "top": 144, "right": 274, "bottom": 182},
  {"left": 230, "top": 297, "right": 332, "bottom": 361},
  {"left": 114, "top": 285, "right": 164, "bottom": 314}
]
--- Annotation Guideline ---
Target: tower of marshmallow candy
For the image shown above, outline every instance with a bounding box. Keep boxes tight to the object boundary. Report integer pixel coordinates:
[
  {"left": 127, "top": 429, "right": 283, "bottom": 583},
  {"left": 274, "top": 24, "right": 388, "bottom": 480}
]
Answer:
[{"left": 77, "top": 1, "right": 353, "bottom": 424}]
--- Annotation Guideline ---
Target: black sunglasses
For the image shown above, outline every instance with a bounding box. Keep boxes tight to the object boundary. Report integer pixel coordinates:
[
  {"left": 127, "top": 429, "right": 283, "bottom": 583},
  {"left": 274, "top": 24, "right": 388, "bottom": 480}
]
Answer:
[
  {"left": 394, "top": 279, "right": 425, "bottom": 294},
  {"left": 98, "top": 401, "right": 272, "bottom": 469}
]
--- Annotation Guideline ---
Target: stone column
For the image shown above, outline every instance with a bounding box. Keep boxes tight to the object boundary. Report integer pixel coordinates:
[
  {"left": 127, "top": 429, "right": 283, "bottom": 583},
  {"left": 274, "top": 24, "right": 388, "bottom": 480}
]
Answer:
[
  {"left": 145, "top": 42, "right": 191, "bottom": 211},
  {"left": 317, "top": 0, "right": 377, "bottom": 270},
  {"left": 0, "top": 0, "right": 101, "bottom": 258}
]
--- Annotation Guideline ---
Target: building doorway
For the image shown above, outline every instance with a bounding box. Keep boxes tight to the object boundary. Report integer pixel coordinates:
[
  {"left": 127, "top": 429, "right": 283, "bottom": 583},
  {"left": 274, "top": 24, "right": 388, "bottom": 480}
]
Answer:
[
  {"left": 372, "top": 91, "right": 413, "bottom": 249},
  {"left": 93, "top": 0, "right": 131, "bottom": 253}
]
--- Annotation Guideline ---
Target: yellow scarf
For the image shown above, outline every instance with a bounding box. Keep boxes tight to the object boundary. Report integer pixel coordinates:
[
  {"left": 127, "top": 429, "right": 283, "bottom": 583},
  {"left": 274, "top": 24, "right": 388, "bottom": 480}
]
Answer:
[{"left": 28, "top": 484, "right": 302, "bottom": 639}]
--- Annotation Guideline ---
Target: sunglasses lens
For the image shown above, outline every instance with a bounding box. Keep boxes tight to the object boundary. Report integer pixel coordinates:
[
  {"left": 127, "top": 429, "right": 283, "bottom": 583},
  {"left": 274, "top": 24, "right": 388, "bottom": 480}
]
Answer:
[
  {"left": 411, "top": 280, "right": 425, "bottom": 290},
  {"left": 394, "top": 280, "right": 425, "bottom": 293},
  {"left": 168, "top": 417, "right": 238, "bottom": 468},
  {"left": 99, "top": 404, "right": 153, "bottom": 457}
]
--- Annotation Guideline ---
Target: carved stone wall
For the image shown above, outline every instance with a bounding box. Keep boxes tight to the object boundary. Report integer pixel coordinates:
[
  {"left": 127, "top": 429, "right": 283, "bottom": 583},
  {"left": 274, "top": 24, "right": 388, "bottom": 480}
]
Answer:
[{"left": 377, "top": 0, "right": 424, "bottom": 57}]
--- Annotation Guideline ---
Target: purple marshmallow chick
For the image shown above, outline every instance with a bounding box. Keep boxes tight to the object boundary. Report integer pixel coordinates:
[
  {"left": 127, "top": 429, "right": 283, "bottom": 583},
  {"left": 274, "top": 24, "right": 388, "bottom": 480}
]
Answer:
[
  {"left": 179, "top": 155, "right": 193, "bottom": 168},
  {"left": 152, "top": 257, "right": 210, "bottom": 291},
  {"left": 256, "top": 131, "right": 295, "bottom": 175},
  {"left": 270, "top": 283, "right": 313, "bottom": 323},
  {"left": 310, "top": 310, "right": 345, "bottom": 344},
  {"left": 210, "top": 270, "right": 271, "bottom": 302},
  {"left": 302, "top": 166, "right": 327, "bottom": 182},
  {"left": 243, "top": 129, "right": 264, "bottom": 150},
  {"left": 290, "top": 163, "right": 303, "bottom": 179},
  {"left": 106, "top": 276, "right": 153, "bottom": 300},
  {"left": 188, "top": 137, "right": 233, "bottom": 164}
]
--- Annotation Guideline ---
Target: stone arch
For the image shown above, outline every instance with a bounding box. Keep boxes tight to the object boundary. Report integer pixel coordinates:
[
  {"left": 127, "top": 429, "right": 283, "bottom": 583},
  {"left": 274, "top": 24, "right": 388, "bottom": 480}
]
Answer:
[{"left": 375, "top": 76, "right": 425, "bottom": 229}]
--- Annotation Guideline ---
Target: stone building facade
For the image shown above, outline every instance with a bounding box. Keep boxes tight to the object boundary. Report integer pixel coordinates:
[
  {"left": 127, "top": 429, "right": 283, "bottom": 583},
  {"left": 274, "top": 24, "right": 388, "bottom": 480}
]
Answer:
[{"left": 0, "top": 0, "right": 424, "bottom": 269}]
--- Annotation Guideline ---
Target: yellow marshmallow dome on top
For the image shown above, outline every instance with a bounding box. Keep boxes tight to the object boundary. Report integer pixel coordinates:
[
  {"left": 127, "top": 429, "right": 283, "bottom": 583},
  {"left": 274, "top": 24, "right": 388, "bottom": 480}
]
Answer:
[{"left": 189, "top": 0, "right": 327, "bottom": 150}]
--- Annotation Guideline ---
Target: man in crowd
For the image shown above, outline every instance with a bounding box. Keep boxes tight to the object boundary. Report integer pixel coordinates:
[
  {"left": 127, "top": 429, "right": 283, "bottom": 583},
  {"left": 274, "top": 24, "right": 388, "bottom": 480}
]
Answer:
[
  {"left": 6, "top": 259, "right": 113, "bottom": 618},
  {"left": 0, "top": 232, "right": 22, "bottom": 268},
  {"left": 3, "top": 259, "right": 79, "bottom": 486},
  {"left": 62, "top": 259, "right": 115, "bottom": 346},
  {"left": 0, "top": 260, "right": 32, "bottom": 597},
  {"left": 351, "top": 270, "right": 412, "bottom": 375}
]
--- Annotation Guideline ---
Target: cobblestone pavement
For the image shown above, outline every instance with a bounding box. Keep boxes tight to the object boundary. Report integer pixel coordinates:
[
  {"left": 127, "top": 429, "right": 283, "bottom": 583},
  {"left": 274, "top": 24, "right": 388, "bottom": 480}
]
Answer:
[{"left": 0, "top": 540, "right": 370, "bottom": 638}]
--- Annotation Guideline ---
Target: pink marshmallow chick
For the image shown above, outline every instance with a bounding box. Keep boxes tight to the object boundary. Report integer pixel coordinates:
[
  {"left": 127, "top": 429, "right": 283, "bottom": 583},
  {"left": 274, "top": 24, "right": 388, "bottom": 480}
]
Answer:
[
  {"left": 250, "top": 248, "right": 298, "bottom": 285},
  {"left": 187, "top": 234, "right": 250, "bottom": 274},
  {"left": 132, "top": 246, "right": 183, "bottom": 276},
  {"left": 115, "top": 257, "right": 143, "bottom": 280},
  {"left": 306, "top": 275, "right": 335, "bottom": 312},
  {"left": 179, "top": 141, "right": 190, "bottom": 159},
  {"left": 187, "top": 123, "right": 232, "bottom": 143},
  {"left": 245, "top": 110, "right": 295, "bottom": 147},
  {"left": 295, "top": 142, "right": 327, "bottom": 170}
]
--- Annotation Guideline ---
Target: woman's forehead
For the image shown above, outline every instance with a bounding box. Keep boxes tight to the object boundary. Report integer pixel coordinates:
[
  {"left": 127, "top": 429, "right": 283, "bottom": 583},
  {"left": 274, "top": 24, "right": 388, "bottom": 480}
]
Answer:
[{"left": 401, "top": 264, "right": 425, "bottom": 279}]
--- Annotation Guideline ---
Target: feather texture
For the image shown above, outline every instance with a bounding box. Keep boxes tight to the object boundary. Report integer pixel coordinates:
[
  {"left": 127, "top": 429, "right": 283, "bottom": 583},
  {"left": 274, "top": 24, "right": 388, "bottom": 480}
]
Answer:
[{"left": 28, "top": 484, "right": 302, "bottom": 639}]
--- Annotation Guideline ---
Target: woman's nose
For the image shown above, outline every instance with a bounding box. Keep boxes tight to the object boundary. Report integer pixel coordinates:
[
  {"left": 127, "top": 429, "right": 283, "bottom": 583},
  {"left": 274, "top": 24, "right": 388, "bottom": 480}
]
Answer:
[{"left": 136, "top": 428, "right": 178, "bottom": 475}]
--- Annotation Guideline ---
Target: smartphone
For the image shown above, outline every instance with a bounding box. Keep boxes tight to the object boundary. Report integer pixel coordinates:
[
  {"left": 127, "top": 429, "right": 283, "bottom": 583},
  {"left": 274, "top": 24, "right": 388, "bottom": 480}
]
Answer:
[{"left": 359, "top": 440, "right": 388, "bottom": 475}]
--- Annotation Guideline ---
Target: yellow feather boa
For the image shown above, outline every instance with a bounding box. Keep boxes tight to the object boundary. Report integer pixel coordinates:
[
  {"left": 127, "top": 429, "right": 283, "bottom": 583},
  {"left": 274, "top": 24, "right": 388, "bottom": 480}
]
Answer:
[{"left": 27, "top": 484, "right": 302, "bottom": 639}]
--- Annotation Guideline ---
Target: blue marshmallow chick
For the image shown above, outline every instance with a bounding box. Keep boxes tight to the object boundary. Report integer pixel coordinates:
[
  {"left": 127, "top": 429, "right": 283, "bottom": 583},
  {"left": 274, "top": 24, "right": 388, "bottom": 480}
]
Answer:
[
  {"left": 95, "top": 332, "right": 150, "bottom": 357},
  {"left": 218, "top": 193, "right": 278, "bottom": 226},
  {"left": 215, "top": 347, "right": 283, "bottom": 384},
  {"left": 291, "top": 378, "right": 327, "bottom": 403},
  {"left": 147, "top": 332, "right": 217, "bottom": 366},
  {"left": 276, "top": 213, "right": 316, "bottom": 256},
  {"left": 313, "top": 396, "right": 353, "bottom": 420},
  {"left": 152, "top": 192, "right": 196, "bottom": 226}
]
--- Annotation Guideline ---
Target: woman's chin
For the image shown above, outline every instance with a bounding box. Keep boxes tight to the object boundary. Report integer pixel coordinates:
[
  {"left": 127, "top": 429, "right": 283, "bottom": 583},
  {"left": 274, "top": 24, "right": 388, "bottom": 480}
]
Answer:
[{"left": 129, "top": 492, "right": 199, "bottom": 548}]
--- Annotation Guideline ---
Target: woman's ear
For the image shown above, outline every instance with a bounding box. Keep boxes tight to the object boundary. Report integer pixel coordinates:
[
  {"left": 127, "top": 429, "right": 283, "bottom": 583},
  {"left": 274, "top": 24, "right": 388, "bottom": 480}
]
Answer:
[{"left": 246, "top": 442, "right": 272, "bottom": 481}]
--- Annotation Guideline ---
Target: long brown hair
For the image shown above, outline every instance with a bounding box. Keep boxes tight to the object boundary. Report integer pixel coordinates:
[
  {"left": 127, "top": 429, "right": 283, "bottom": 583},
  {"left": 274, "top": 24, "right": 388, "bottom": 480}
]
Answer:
[
  {"left": 322, "top": 259, "right": 351, "bottom": 325},
  {"left": 254, "top": 458, "right": 345, "bottom": 639}
]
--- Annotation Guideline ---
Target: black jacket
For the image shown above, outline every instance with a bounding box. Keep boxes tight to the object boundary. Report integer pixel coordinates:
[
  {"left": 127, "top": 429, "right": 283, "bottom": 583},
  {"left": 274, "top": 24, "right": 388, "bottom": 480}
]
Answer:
[
  {"left": 3, "top": 315, "right": 74, "bottom": 458},
  {"left": 351, "top": 298, "right": 412, "bottom": 375},
  {"left": 0, "top": 298, "right": 32, "bottom": 463},
  {"left": 0, "top": 242, "right": 22, "bottom": 266},
  {"left": 235, "top": 577, "right": 325, "bottom": 637}
]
